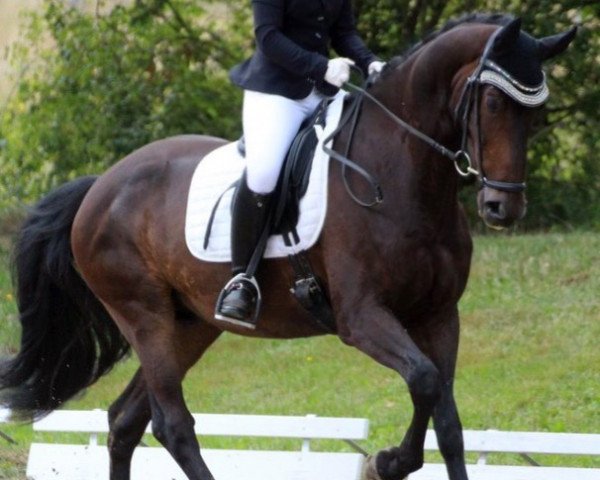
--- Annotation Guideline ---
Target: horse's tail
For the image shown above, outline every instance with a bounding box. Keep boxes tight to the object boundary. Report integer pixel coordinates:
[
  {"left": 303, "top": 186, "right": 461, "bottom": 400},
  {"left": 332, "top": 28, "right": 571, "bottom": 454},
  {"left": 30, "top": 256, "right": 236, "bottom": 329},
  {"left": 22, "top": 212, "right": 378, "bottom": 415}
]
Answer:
[{"left": 0, "top": 176, "right": 130, "bottom": 418}]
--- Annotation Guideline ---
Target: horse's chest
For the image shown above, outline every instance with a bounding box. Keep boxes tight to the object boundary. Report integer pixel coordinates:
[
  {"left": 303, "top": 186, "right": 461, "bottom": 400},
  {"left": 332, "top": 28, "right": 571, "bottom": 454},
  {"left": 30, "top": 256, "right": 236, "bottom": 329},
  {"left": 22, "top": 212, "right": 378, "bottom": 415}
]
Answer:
[{"left": 390, "top": 243, "right": 470, "bottom": 311}]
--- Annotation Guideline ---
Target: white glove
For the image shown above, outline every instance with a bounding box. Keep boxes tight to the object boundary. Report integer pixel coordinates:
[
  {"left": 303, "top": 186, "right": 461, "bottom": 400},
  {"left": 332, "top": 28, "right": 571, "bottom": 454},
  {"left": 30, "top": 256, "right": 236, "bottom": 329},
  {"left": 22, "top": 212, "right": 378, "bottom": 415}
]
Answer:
[
  {"left": 325, "top": 57, "right": 355, "bottom": 87},
  {"left": 368, "top": 60, "right": 386, "bottom": 75}
]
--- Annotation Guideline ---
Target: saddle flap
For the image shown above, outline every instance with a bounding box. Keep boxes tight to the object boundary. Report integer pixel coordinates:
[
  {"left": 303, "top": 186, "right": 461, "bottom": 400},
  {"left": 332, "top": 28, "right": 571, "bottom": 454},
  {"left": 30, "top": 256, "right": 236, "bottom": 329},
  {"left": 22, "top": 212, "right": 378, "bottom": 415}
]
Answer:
[{"left": 272, "top": 99, "right": 329, "bottom": 238}]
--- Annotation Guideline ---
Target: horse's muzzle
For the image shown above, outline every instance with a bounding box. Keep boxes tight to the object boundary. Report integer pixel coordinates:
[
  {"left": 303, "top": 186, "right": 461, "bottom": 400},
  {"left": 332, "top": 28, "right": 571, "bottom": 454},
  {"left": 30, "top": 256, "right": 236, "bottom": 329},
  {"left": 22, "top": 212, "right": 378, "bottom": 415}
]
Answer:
[{"left": 478, "top": 188, "right": 527, "bottom": 229}]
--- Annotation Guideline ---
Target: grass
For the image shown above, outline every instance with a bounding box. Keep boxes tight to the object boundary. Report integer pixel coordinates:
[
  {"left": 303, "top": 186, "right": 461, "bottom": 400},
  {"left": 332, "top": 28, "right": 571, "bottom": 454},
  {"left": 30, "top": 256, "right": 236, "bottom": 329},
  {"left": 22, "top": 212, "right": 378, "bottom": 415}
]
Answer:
[{"left": 0, "top": 232, "right": 599, "bottom": 477}]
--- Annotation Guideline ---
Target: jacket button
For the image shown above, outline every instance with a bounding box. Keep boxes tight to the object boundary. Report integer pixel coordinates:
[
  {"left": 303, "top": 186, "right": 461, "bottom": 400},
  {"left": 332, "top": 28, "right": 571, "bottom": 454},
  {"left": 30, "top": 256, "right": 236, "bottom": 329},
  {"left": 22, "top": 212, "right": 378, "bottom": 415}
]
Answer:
[
  {"left": 315, "top": 32, "right": 322, "bottom": 39},
  {"left": 318, "top": 16, "right": 325, "bottom": 21}
]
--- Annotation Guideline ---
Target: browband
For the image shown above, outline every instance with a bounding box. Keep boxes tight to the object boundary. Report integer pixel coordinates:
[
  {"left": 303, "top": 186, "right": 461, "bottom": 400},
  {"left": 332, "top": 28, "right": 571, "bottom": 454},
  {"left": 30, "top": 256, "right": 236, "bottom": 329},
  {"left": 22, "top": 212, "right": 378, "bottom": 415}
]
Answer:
[{"left": 480, "top": 60, "right": 549, "bottom": 106}]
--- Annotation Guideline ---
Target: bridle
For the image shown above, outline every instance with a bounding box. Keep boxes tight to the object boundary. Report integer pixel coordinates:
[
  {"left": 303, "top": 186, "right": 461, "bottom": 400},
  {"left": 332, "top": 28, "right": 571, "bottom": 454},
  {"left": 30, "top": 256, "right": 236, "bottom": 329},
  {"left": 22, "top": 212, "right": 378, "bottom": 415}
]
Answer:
[
  {"left": 324, "top": 27, "right": 545, "bottom": 206},
  {"left": 453, "top": 28, "right": 528, "bottom": 194}
]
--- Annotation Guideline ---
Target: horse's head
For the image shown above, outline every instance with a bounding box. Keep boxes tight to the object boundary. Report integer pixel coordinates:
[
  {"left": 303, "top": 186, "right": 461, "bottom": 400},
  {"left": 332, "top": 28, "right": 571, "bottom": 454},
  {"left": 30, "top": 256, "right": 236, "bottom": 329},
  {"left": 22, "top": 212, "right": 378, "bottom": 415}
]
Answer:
[{"left": 454, "top": 18, "right": 576, "bottom": 229}]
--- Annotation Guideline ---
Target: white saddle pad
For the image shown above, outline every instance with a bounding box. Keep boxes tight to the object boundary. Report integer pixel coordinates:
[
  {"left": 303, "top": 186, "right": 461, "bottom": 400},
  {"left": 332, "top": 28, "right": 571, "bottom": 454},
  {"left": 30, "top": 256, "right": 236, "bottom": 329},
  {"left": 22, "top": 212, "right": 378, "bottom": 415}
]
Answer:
[{"left": 185, "top": 91, "right": 346, "bottom": 263}]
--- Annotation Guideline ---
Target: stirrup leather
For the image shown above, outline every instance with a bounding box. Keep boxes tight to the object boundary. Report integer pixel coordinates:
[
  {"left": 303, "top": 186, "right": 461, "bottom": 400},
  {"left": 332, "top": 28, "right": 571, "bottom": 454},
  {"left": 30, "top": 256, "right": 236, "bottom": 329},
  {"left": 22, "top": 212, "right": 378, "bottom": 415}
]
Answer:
[{"left": 215, "top": 273, "right": 262, "bottom": 329}]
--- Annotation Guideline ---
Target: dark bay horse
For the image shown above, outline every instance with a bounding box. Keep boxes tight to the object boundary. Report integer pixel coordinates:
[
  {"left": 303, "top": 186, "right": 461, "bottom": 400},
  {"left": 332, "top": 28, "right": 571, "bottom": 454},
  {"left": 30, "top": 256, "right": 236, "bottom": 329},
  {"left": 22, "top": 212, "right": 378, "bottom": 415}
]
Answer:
[{"left": 0, "top": 15, "right": 575, "bottom": 480}]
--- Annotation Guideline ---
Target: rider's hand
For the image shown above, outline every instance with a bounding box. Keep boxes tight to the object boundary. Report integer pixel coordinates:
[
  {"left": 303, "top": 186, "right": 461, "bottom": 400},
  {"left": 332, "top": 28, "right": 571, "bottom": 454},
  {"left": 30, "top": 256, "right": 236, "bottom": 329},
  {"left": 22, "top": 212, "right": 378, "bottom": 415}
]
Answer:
[
  {"left": 368, "top": 60, "right": 386, "bottom": 75},
  {"left": 325, "top": 58, "right": 355, "bottom": 87}
]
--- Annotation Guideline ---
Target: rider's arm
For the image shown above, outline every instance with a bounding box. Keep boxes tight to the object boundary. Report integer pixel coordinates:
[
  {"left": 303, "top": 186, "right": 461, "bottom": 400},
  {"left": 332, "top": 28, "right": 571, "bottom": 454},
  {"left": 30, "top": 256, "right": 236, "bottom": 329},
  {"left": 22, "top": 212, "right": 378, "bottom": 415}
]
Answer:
[
  {"left": 329, "top": 0, "right": 379, "bottom": 75},
  {"left": 252, "top": 0, "right": 329, "bottom": 83}
]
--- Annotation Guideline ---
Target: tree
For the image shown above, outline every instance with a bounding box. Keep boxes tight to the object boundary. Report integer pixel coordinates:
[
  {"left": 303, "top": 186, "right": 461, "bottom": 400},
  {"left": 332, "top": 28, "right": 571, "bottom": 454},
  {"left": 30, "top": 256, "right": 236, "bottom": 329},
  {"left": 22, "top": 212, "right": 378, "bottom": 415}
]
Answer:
[{"left": 0, "top": 0, "right": 251, "bottom": 209}]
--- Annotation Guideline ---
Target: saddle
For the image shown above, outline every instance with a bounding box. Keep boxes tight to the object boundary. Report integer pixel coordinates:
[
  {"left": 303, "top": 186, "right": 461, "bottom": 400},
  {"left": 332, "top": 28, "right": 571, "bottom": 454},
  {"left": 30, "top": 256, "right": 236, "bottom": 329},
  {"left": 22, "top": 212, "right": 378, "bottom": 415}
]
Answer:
[{"left": 237, "top": 98, "right": 329, "bottom": 242}]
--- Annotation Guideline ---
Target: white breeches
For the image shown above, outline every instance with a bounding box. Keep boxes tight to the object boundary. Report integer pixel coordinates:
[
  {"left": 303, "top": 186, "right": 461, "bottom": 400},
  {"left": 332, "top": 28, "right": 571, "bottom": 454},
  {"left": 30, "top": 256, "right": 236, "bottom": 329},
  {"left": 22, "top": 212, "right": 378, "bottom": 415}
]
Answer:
[{"left": 242, "top": 89, "right": 326, "bottom": 194}]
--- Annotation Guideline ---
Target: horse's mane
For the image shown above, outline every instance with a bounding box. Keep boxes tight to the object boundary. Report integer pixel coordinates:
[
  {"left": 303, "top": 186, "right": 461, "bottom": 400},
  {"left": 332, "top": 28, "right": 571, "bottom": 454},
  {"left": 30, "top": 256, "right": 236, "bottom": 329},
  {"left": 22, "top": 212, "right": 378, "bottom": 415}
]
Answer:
[{"left": 383, "top": 13, "right": 515, "bottom": 73}]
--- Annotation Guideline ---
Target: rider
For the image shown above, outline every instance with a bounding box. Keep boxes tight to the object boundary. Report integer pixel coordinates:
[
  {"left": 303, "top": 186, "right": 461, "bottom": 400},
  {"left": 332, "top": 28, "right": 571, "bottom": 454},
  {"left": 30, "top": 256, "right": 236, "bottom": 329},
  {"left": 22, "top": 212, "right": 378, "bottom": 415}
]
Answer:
[{"left": 215, "top": 0, "right": 384, "bottom": 328}]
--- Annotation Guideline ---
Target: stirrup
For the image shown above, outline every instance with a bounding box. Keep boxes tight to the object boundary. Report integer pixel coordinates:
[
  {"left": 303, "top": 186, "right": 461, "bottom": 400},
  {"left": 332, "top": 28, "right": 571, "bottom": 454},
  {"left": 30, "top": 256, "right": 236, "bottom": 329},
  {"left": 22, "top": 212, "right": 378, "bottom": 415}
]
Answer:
[{"left": 214, "top": 273, "right": 262, "bottom": 329}]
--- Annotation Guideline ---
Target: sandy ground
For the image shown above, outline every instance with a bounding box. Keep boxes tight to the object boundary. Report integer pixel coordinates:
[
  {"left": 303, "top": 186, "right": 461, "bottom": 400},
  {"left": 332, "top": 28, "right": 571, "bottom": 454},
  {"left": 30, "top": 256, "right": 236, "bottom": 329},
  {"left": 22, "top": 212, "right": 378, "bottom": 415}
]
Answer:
[{"left": 0, "top": 0, "right": 40, "bottom": 99}]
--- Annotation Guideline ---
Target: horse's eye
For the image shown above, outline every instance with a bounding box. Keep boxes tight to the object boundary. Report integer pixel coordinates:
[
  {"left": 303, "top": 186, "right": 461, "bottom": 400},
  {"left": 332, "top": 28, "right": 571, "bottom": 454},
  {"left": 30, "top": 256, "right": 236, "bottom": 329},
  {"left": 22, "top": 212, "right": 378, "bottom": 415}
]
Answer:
[{"left": 485, "top": 95, "right": 502, "bottom": 113}]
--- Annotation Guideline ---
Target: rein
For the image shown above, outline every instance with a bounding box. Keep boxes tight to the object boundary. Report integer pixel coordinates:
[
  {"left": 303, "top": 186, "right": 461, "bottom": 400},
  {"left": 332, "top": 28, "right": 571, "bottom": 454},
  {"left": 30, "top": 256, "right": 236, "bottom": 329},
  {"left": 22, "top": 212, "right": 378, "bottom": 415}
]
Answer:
[
  {"left": 325, "top": 29, "right": 530, "bottom": 207},
  {"left": 321, "top": 87, "right": 384, "bottom": 207}
]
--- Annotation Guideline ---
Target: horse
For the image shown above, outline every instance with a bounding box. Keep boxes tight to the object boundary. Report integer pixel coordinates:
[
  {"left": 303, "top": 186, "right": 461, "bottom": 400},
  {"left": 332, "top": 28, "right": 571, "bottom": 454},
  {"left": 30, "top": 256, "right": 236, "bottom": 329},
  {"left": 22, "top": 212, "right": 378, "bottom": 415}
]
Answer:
[{"left": 0, "top": 14, "right": 575, "bottom": 480}]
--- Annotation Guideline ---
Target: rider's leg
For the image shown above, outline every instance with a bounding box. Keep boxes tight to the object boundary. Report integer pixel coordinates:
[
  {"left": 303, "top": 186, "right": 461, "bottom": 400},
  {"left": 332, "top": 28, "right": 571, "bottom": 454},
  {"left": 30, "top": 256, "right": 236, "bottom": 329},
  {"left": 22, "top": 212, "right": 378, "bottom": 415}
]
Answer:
[
  {"left": 215, "top": 89, "right": 324, "bottom": 327},
  {"left": 215, "top": 172, "right": 272, "bottom": 325},
  {"left": 244, "top": 89, "right": 325, "bottom": 194}
]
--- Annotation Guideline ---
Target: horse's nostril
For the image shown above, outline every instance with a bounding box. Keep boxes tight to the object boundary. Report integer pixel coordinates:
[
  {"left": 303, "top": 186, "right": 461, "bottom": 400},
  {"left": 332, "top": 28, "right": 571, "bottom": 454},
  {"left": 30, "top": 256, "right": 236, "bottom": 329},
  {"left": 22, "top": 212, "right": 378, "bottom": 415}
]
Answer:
[{"left": 485, "top": 201, "right": 506, "bottom": 219}]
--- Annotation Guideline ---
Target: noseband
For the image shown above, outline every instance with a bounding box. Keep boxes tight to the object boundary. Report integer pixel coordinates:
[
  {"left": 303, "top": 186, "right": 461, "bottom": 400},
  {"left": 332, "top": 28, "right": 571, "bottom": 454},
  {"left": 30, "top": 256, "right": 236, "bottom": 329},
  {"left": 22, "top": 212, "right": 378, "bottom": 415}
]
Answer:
[{"left": 331, "top": 27, "right": 548, "bottom": 205}]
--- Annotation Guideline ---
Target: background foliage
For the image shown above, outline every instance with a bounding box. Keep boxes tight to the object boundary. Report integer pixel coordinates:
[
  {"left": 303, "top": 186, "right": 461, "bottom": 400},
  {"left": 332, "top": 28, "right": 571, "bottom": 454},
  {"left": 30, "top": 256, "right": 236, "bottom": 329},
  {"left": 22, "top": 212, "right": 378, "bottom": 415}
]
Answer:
[
  {"left": 0, "top": 0, "right": 598, "bottom": 229},
  {"left": 0, "top": 0, "right": 250, "bottom": 213}
]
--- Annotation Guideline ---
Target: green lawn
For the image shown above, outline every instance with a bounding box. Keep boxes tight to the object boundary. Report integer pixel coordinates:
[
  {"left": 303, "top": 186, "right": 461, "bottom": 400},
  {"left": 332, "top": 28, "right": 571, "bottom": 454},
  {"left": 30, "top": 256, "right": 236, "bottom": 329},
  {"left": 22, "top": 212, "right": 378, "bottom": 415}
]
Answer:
[{"left": 1, "top": 232, "right": 599, "bottom": 477}]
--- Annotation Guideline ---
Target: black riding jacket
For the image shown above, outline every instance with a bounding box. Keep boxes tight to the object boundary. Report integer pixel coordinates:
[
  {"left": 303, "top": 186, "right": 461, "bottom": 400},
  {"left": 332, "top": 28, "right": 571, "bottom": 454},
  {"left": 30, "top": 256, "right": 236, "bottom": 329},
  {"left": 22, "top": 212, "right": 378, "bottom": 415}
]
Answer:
[{"left": 230, "top": 0, "right": 378, "bottom": 99}]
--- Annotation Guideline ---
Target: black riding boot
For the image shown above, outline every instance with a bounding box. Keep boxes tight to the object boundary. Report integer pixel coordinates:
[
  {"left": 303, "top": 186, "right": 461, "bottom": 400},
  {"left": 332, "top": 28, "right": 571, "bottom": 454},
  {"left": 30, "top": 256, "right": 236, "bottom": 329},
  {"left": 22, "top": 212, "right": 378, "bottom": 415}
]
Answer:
[{"left": 215, "top": 176, "right": 272, "bottom": 328}]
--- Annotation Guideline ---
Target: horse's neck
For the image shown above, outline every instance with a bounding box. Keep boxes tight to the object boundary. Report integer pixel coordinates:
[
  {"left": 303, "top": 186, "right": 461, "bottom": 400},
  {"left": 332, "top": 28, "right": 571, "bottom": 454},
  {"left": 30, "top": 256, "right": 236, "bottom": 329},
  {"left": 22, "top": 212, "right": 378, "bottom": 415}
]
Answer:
[
  {"left": 356, "top": 31, "right": 488, "bottom": 231},
  {"left": 365, "top": 68, "right": 458, "bottom": 213}
]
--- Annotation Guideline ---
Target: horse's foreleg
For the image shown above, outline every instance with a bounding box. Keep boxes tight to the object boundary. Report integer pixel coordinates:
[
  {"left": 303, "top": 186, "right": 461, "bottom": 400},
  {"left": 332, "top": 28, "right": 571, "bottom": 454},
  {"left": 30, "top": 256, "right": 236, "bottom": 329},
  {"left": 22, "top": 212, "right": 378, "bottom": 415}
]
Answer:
[
  {"left": 411, "top": 308, "right": 468, "bottom": 480},
  {"left": 339, "top": 300, "right": 441, "bottom": 480},
  {"left": 433, "top": 384, "right": 468, "bottom": 480}
]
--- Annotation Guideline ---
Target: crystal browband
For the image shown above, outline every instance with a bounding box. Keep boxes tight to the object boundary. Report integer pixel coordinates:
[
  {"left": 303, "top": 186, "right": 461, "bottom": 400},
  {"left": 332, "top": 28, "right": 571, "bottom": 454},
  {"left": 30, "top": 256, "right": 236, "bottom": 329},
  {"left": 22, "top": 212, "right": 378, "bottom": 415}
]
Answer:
[{"left": 480, "top": 59, "right": 549, "bottom": 106}]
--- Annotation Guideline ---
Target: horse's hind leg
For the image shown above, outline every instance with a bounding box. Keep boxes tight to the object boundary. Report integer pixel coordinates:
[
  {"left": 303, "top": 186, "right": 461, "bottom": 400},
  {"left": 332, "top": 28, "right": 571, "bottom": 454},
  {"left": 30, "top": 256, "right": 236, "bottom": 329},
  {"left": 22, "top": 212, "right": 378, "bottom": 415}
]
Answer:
[
  {"left": 106, "top": 298, "right": 221, "bottom": 480},
  {"left": 108, "top": 321, "right": 222, "bottom": 480},
  {"left": 108, "top": 368, "right": 150, "bottom": 480}
]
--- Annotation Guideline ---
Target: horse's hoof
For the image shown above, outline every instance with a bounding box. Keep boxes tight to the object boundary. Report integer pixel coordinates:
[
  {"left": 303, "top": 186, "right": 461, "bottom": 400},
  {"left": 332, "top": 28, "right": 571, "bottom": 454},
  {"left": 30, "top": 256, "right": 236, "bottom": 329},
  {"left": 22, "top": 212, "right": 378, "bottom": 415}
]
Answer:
[
  {"left": 361, "top": 454, "right": 384, "bottom": 480},
  {"left": 361, "top": 451, "right": 409, "bottom": 480}
]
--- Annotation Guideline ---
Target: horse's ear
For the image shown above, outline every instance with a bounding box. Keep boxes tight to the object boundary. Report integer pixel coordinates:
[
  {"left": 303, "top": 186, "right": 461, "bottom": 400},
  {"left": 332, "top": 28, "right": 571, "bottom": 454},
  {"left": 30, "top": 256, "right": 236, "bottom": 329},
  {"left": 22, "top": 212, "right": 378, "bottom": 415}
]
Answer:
[
  {"left": 492, "top": 17, "right": 522, "bottom": 54},
  {"left": 538, "top": 27, "right": 577, "bottom": 60}
]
